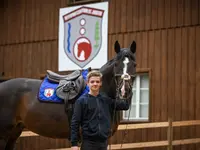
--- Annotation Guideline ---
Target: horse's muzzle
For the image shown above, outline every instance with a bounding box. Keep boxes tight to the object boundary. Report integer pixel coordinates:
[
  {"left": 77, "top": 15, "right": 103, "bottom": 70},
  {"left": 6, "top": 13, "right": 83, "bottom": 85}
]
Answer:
[{"left": 115, "top": 74, "right": 136, "bottom": 99}]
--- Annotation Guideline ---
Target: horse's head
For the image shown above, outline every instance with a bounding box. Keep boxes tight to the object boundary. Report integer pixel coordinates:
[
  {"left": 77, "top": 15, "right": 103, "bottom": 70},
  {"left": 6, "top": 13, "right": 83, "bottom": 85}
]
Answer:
[{"left": 113, "top": 40, "right": 137, "bottom": 99}]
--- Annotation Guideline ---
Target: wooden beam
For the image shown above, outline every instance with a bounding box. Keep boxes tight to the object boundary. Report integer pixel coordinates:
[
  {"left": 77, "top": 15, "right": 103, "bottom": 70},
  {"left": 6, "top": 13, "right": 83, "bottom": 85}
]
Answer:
[
  {"left": 20, "top": 120, "right": 200, "bottom": 137},
  {"left": 118, "top": 122, "right": 168, "bottom": 130},
  {"left": 172, "top": 120, "right": 200, "bottom": 127},
  {"left": 172, "top": 138, "right": 200, "bottom": 145},
  {"left": 20, "top": 131, "right": 39, "bottom": 137},
  {"left": 46, "top": 138, "right": 200, "bottom": 150}
]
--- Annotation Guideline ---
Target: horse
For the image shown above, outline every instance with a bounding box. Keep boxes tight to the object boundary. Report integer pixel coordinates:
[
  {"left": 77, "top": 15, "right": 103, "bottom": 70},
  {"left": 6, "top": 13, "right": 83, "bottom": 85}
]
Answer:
[{"left": 0, "top": 40, "right": 136, "bottom": 150}]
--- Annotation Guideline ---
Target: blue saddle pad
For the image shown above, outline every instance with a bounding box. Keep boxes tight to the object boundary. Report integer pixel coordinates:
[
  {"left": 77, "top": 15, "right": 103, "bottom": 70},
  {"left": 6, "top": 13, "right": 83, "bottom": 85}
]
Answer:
[{"left": 38, "top": 69, "right": 89, "bottom": 103}]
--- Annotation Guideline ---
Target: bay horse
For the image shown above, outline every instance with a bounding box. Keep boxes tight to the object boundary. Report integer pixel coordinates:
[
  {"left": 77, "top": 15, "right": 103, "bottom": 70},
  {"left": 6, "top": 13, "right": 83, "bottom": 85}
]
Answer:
[{"left": 0, "top": 40, "right": 136, "bottom": 150}]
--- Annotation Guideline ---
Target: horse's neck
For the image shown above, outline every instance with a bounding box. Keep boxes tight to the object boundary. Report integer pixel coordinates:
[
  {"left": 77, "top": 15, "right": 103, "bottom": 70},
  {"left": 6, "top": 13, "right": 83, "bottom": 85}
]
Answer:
[{"left": 100, "top": 67, "right": 116, "bottom": 99}]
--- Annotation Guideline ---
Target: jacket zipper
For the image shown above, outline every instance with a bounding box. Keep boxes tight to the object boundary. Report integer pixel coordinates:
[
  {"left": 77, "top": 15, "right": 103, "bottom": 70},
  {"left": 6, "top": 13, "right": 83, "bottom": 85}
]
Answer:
[{"left": 96, "top": 98, "right": 101, "bottom": 135}]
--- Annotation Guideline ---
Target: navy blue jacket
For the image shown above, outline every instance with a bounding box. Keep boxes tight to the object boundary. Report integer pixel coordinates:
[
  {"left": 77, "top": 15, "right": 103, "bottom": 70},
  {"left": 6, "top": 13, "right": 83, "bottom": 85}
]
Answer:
[{"left": 70, "top": 93, "right": 129, "bottom": 146}]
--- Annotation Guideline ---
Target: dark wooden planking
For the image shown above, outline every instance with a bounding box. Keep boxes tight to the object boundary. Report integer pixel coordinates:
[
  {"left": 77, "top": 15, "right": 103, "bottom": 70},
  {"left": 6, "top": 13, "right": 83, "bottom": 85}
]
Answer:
[
  {"left": 164, "top": 0, "right": 171, "bottom": 28},
  {"left": 191, "top": 0, "right": 198, "bottom": 25},
  {"left": 157, "top": 0, "right": 165, "bottom": 29},
  {"left": 199, "top": 0, "right": 200, "bottom": 24},
  {"left": 31, "top": 43, "right": 40, "bottom": 78},
  {"left": 110, "top": 34, "right": 117, "bottom": 60},
  {"left": 138, "top": 0, "right": 145, "bottom": 31},
  {"left": 177, "top": 0, "right": 184, "bottom": 27},
  {"left": 145, "top": 0, "right": 151, "bottom": 30},
  {"left": 126, "top": 0, "right": 133, "bottom": 32},
  {"left": 135, "top": 32, "right": 141, "bottom": 69},
  {"left": 123, "top": 33, "right": 129, "bottom": 48},
  {"left": 132, "top": 0, "right": 139, "bottom": 31},
  {"left": 14, "top": 44, "right": 21, "bottom": 78},
  {"left": 195, "top": 26, "right": 200, "bottom": 150},
  {"left": 173, "top": 28, "right": 182, "bottom": 150},
  {"left": 114, "top": 0, "right": 121, "bottom": 33},
  {"left": 147, "top": 31, "right": 155, "bottom": 150},
  {"left": 29, "top": 0, "right": 35, "bottom": 42},
  {"left": 108, "top": 35, "right": 112, "bottom": 61},
  {"left": 170, "top": 0, "right": 177, "bottom": 27},
  {"left": 167, "top": 29, "right": 175, "bottom": 119},
  {"left": 108, "top": 0, "right": 115, "bottom": 34},
  {"left": 187, "top": 27, "right": 196, "bottom": 150},
  {"left": 51, "top": 41, "right": 58, "bottom": 72},
  {"left": 151, "top": 0, "right": 158, "bottom": 29},
  {"left": 141, "top": 32, "right": 148, "bottom": 68},
  {"left": 154, "top": 30, "right": 161, "bottom": 148},
  {"left": 181, "top": 27, "right": 189, "bottom": 150},
  {"left": 120, "top": 0, "right": 127, "bottom": 33},
  {"left": 160, "top": 30, "right": 168, "bottom": 148},
  {"left": 53, "top": 0, "right": 60, "bottom": 39},
  {"left": 184, "top": 0, "right": 191, "bottom": 26},
  {"left": 27, "top": 43, "right": 33, "bottom": 77}
]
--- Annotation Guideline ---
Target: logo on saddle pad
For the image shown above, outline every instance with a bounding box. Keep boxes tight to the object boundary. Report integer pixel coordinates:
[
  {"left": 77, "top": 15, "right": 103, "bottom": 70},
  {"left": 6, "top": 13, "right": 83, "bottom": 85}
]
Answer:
[
  {"left": 44, "top": 88, "right": 54, "bottom": 98},
  {"left": 63, "top": 6, "right": 104, "bottom": 68}
]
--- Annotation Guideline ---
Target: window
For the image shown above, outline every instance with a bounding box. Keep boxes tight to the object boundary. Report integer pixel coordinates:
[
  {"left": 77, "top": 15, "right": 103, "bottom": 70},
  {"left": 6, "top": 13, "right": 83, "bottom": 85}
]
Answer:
[{"left": 123, "top": 73, "right": 149, "bottom": 121}]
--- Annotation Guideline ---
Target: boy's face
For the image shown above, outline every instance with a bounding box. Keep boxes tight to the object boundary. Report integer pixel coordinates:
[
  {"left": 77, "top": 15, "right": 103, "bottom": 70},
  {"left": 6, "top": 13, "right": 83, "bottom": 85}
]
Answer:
[{"left": 87, "top": 76, "right": 102, "bottom": 92}]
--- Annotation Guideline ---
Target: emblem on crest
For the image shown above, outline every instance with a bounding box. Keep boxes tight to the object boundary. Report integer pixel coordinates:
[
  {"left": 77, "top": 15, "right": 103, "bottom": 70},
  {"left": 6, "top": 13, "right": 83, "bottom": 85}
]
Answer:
[
  {"left": 44, "top": 88, "right": 54, "bottom": 97},
  {"left": 63, "top": 6, "right": 104, "bottom": 68}
]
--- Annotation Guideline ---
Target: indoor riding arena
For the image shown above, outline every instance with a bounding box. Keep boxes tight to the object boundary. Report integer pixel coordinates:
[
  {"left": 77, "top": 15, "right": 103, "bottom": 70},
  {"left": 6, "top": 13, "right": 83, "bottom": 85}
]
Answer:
[{"left": 1, "top": 0, "right": 200, "bottom": 150}]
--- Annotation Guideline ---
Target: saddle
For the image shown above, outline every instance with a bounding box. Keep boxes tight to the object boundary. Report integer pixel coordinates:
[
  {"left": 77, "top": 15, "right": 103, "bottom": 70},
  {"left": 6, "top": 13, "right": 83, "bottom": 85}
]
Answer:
[{"left": 46, "top": 70, "right": 86, "bottom": 103}]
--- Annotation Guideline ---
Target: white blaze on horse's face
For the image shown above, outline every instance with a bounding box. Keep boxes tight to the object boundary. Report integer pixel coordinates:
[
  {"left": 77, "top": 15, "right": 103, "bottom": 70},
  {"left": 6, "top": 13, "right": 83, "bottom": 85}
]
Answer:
[
  {"left": 123, "top": 57, "right": 129, "bottom": 75},
  {"left": 121, "top": 57, "right": 131, "bottom": 80}
]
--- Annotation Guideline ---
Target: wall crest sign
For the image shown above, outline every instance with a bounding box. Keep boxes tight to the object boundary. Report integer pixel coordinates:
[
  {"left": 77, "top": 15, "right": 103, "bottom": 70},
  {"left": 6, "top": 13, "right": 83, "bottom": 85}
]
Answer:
[{"left": 59, "top": 2, "right": 108, "bottom": 71}]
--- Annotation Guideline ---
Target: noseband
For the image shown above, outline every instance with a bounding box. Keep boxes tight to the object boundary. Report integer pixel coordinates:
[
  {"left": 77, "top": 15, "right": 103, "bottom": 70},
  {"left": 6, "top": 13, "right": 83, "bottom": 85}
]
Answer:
[{"left": 114, "top": 74, "right": 135, "bottom": 99}]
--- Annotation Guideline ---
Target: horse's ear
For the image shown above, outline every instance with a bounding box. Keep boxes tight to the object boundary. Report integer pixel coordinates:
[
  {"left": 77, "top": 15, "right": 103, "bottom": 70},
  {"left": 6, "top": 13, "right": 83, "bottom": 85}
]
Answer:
[
  {"left": 130, "top": 41, "right": 136, "bottom": 53},
  {"left": 114, "top": 40, "right": 120, "bottom": 53}
]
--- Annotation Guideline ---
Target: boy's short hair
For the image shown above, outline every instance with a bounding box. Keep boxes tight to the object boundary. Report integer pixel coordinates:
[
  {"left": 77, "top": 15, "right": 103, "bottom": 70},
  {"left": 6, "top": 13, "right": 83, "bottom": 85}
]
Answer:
[{"left": 87, "top": 70, "right": 103, "bottom": 81}]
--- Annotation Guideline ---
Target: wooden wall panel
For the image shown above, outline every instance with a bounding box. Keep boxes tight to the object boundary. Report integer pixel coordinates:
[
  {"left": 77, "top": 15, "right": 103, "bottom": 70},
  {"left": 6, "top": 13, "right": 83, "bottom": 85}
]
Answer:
[
  {"left": 132, "top": 0, "right": 139, "bottom": 32},
  {"left": 138, "top": 0, "right": 145, "bottom": 31},
  {"left": 180, "top": 28, "right": 189, "bottom": 150},
  {"left": 191, "top": 0, "right": 198, "bottom": 25},
  {"left": 195, "top": 26, "right": 200, "bottom": 149},
  {"left": 177, "top": 0, "right": 184, "bottom": 27},
  {"left": 157, "top": 0, "right": 165, "bottom": 29},
  {"left": 126, "top": 0, "right": 133, "bottom": 32},
  {"left": 120, "top": 0, "right": 127, "bottom": 33},
  {"left": 170, "top": 0, "right": 177, "bottom": 27},
  {"left": 173, "top": 28, "right": 182, "bottom": 150},
  {"left": 187, "top": 27, "right": 196, "bottom": 150},
  {"left": 144, "top": 0, "right": 151, "bottom": 30},
  {"left": 151, "top": 0, "right": 158, "bottom": 29},
  {"left": 108, "top": 0, "right": 115, "bottom": 34}
]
